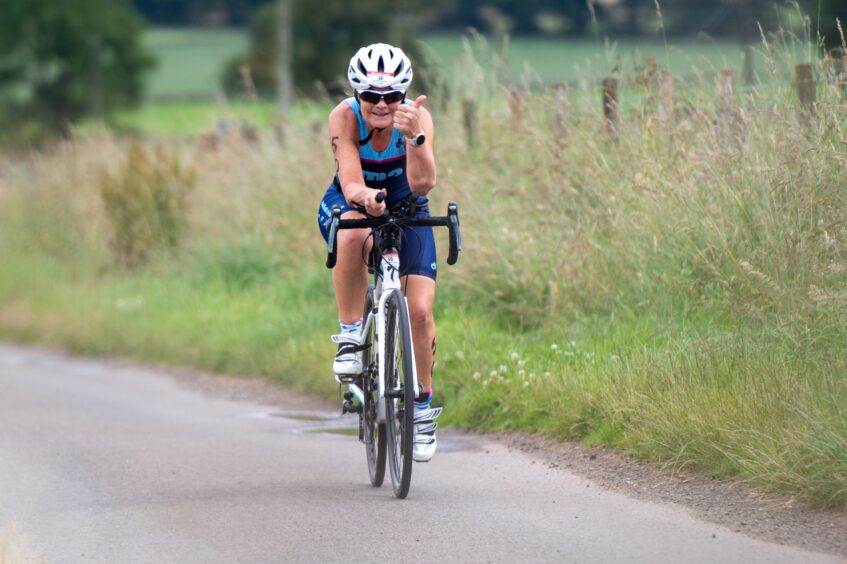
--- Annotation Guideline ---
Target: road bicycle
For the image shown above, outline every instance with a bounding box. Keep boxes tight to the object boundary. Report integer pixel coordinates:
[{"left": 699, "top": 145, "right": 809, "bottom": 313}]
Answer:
[{"left": 325, "top": 192, "right": 461, "bottom": 499}]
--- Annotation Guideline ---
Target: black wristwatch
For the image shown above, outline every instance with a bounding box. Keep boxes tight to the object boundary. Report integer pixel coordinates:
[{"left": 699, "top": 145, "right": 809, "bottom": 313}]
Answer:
[{"left": 405, "top": 131, "right": 426, "bottom": 147}]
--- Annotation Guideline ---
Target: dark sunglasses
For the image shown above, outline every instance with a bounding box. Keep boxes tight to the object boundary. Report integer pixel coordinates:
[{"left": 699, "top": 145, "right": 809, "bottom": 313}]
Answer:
[{"left": 358, "top": 90, "right": 405, "bottom": 104}]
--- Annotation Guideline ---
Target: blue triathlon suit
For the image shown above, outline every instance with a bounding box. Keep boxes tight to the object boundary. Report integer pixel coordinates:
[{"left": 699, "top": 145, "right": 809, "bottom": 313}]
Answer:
[{"left": 317, "top": 97, "right": 437, "bottom": 280}]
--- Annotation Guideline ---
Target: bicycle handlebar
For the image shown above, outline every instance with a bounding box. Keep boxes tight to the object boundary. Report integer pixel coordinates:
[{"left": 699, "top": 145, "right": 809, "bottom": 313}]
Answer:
[{"left": 325, "top": 197, "right": 462, "bottom": 269}]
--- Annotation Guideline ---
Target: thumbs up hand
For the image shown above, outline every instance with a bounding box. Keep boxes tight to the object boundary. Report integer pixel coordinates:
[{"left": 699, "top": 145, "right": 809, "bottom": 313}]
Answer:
[{"left": 393, "top": 95, "right": 427, "bottom": 138}]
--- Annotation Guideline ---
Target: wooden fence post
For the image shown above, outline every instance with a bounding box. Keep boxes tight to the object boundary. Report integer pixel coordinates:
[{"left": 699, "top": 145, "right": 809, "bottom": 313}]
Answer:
[
  {"left": 508, "top": 88, "right": 524, "bottom": 132},
  {"left": 553, "top": 82, "right": 569, "bottom": 139},
  {"left": 717, "top": 69, "right": 734, "bottom": 103},
  {"left": 715, "top": 69, "right": 747, "bottom": 149},
  {"left": 795, "top": 63, "right": 816, "bottom": 119},
  {"left": 658, "top": 71, "right": 674, "bottom": 126},
  {"left": 642, "top": 56, "right": 658, "bottom": 114},
  {"left": 462, "top": 99, "right": 477, "bottom": 150},
  {"left": 602, "top": 77, "right": 619, "bottom": 136},
  {"left": 742, "top": 45, "right": 755, "bottom": 86}
]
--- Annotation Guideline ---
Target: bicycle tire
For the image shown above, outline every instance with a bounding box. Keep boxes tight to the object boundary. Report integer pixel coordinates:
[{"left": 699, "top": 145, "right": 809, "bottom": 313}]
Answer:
[
  {"left": 362, "top": 287, "right": 386, "bottom": 487},
  {"left": 383, "top": 290, "right": 415, "bottom": 499}
]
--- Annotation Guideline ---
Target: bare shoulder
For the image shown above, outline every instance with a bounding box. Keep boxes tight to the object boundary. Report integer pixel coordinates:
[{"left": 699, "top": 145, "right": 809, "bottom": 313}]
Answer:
[
  {"left": 328, "top": 100, "right": 357, "bottom": 129},
  {"left": 417, "top": 104, "right": 435, "bottom": 133}
]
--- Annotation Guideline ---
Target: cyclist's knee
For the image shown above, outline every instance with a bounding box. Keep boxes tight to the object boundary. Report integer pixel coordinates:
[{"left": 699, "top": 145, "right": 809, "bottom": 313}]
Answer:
[
  {"left": 338, "top": 228, "right": 370, "bottom": 253},
  {"left": 407, "top": 301, "right": 434, "bottom": 331}
]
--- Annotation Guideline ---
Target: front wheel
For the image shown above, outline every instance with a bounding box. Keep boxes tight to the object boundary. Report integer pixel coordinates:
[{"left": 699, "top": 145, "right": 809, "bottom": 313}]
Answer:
[
  {"left": 362, "top": 287, "right": 386, "bottom": 487},
  {"left": 383, "top": 290, "right": 415, "bottom": 499}
]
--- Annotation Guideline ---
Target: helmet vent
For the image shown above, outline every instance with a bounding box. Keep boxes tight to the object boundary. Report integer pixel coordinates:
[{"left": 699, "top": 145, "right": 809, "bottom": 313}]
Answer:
[
  {"left": 377, "top": 56, "right": 385, "bottom": 73},
  {"left": 395, "top": 60, "right": 404, "bottom": 76},
  {"left": 358, "top": 60, "right": 367, "bottom": 76}
]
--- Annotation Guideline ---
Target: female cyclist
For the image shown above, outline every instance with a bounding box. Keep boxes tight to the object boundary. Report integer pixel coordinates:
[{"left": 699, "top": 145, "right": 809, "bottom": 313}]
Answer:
[{"left": 317, "top": 43, "right": 440, "bottom": 462}]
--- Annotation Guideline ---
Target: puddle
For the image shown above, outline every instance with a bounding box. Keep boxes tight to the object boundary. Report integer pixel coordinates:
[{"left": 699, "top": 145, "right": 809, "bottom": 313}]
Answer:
[
  {"left": 268, "top": 412, "right": 332, "bottom": 422},
  {"left": 240, "top": 411, "right": 334, "bottom": 422},
  {"left": 304, "top": 427, "right": 359, "bottom": 437}
]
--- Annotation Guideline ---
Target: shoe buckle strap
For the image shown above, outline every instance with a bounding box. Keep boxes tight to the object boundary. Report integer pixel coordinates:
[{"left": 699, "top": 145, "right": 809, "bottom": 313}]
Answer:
[
  {"left": 336, "top": 343, "right": 370, "bottom": 355},
  {"left": 414, "top": 434, "right": 436, "bottom": 445},
  {"left": 413, "top": 406, "right": 442, "bottom": 422},
  {"left": 415, "top": 421, "right": 437, "bottom": 434}
]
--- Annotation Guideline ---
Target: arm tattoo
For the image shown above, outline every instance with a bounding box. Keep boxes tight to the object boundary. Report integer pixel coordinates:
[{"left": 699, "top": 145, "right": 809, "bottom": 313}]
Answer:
[{"left": 331, "top": 136, "right": 340, "bottom": 175}]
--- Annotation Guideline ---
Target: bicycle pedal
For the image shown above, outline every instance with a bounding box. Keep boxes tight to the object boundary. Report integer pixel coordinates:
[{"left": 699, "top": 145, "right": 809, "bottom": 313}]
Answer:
[{"left": 341, "top": 400, "right": 362, "bottom": 414}]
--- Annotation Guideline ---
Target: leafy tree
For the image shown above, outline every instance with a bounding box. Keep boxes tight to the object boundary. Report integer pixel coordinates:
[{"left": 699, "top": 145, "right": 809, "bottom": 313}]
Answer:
[
  {"left": 0, "top": 0, "right": 155, "bottom": 140},
  {"left": 221, "top": 0, "right": 440, "bottom": 99},
  {"left": 131, "top": 0, "right": 269, "bottom": 26}
]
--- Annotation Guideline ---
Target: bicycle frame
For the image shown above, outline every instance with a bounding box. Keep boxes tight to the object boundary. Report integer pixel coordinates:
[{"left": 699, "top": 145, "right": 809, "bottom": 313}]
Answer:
[
  {"left": 374, "top": 247, "right": 418, "bottom": 423},
  {"left": 326, "top": 194, "right": 461, "bottom": 425}
]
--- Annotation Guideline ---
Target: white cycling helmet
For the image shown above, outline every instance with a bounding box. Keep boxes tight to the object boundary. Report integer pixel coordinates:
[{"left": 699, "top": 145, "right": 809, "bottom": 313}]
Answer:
[{"left": 347, "top": 43, "right": 413, "bottom": 92}]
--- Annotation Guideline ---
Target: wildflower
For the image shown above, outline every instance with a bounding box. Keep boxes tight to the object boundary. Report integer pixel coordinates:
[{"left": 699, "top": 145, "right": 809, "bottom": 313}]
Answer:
[
  {"left": 523, "top": 381, "right": 529, "bottom": 388},
  {"left": 518, "top": 370, "right": 526, "bottom": 379},
  {"left": 489, "top": 370, "right": 498, "bottom": 379},
  {"left": 473, "top": 372, "right": 481, "bottom": 381},
  {"left": 115, "top": 295, "right": 144, "bottom": 310},
  {"left": 499, "top": 365, "right": 508, "bottom": 374},
  {"left": 510, "top": 351, "right": 519, "bottom": 362},
  {"left": 455, "top": 351, "right": 466, "bottom": 361},
  {"left": 551, "top": 343, "right": 558, "bottom": 350}
]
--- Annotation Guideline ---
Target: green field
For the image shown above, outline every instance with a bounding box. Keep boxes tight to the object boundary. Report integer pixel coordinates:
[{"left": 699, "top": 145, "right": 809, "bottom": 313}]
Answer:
[
  {"left": 145, "top": 28, "right": 248, "bottom": 99},
  {"left": 144, "top": 28, "right": 761, "bottom": 100},
  {"left": 133, "top": 28, "right": 780, "bottom": 137}
]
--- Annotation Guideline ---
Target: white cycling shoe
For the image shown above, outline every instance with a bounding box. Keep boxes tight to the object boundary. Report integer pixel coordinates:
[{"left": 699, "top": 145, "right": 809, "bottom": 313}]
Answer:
[
  {"left": 413, "top": 405, "right": 442, "bottom": 462},
  {"left": 331, "top": 333, "right": 365, "bottom": 381}
]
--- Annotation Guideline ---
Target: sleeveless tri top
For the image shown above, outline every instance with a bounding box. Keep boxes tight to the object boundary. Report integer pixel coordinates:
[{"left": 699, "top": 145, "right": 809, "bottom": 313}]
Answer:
[{"left": 332, "top": 97, "right": 411, "bottom": 200}]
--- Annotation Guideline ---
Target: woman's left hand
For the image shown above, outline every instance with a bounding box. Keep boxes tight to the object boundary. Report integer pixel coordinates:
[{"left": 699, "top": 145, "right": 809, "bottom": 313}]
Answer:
[{"left": 393, "top": 95, "right": 426, "bottom": 137}]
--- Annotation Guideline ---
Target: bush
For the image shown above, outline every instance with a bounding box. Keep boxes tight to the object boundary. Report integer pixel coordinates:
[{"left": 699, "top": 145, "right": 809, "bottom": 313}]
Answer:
[
  {"left": 99, "top": 142, "right": 195, "bottom": 267},
  {"left": 0, "top": 0, "right": 155, "bottom": 142}
]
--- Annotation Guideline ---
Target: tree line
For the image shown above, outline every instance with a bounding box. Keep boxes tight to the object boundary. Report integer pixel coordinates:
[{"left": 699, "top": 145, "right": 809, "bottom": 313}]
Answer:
[{"left": 131, "top": 0, "right": 846, "bottom": 40}]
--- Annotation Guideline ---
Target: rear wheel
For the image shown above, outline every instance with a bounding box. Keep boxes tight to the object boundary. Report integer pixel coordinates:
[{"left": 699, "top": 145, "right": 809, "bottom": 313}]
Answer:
[
  {"left": 383, "top": 290, "right": 415, "bottom": 499},
  {"left": 362, "top": 287, "right": 385, "bottom": 487}
]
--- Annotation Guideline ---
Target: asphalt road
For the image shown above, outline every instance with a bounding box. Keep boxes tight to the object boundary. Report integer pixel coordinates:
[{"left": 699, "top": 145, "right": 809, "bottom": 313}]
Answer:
[{"left": 0, "top": 343, "right": 842, "bottom": 564}]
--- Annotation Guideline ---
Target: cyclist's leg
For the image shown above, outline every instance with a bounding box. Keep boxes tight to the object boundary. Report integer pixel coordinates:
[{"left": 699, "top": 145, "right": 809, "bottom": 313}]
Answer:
[
  {"left": 399, "top": 220, "right": 440, "bottom": 462},
  {"left": 333, "top": 212, "right": 371, "bottom": 324},
  {"left": 403, "top": 275, "right": 436, "bottom": 393},
  {"left": 318, "top": 189, "right": 373, "bottom": 376},
  {"left": 398, "top": 217, "right": 438, "bottom": 392},
  {"left": 318, "top": 189, "right": 372, "bottom": 324}
]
